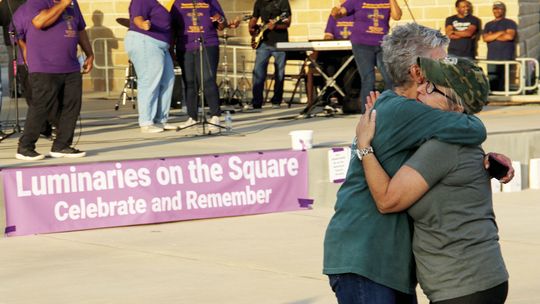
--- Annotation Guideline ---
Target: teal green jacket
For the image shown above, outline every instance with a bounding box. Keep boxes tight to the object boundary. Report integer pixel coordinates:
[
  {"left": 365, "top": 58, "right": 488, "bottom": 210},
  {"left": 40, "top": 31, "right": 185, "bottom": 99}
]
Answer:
[{"left": 323, "top": 90, "right": 487, "bottom": 294}]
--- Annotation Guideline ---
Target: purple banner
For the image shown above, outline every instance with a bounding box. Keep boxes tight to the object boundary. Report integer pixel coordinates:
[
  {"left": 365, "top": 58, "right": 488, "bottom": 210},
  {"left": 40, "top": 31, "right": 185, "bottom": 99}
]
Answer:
[{"left": 3, "top": 150, "right": 309, "bottom": 237}]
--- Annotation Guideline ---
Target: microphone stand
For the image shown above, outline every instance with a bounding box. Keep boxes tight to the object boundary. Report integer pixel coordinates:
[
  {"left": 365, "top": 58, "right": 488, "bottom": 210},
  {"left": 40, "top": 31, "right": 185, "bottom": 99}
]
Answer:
[
  {"left": 0, "top": 0, "right": 22, "bottom": 142},
  {"left": 181, "top": 0, "right": 225, "bottom": 135}
]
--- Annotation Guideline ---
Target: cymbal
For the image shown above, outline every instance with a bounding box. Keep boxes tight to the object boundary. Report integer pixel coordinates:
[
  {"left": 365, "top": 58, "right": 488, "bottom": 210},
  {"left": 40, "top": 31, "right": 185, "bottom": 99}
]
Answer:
[{"left": 116, "top": 18, "right": 130, "bottom": 28}]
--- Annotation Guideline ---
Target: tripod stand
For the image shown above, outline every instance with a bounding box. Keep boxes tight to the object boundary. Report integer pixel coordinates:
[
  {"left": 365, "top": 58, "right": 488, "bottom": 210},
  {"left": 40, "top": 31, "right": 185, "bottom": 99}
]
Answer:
[
  {"left": 180, "top": 0, "right": 225, "bottom": 135},
  {"left": 116, "top": 61, "right": 137, "bottom": 110},
  {"left": 218, "top": 29, "right": 234, "bottom": 105},
  {"left": 231, "top": 55, "right": 251, "bottom": 108},
  {"left": 0, "top": 29, "right": 23, "bottom": 142}
]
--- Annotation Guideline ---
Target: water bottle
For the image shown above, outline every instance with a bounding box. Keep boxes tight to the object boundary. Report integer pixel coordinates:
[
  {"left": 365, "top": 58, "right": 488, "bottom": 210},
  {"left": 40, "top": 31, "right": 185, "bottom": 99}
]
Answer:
[{"left": 225, "top": 111, "right": 232, "bottom": 131}]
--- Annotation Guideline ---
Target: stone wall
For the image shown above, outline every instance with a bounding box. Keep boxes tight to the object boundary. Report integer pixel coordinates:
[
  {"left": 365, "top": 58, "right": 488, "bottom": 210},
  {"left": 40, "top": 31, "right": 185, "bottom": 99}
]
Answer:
[
  {"left": 518, "top": 0, "right": 540, "bottom": 60},
  {"left": 0, "top": 0, "right": 537, "bottom": 93}
]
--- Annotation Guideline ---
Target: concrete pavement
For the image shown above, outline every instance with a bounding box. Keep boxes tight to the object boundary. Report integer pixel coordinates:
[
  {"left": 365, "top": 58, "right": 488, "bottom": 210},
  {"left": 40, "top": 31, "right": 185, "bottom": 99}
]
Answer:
[
  {"left": 0, "top": 189, "right": 538, "bottom": 303},
  {"left": 0, "top": 96, "right": 539, "bottom": 303}
]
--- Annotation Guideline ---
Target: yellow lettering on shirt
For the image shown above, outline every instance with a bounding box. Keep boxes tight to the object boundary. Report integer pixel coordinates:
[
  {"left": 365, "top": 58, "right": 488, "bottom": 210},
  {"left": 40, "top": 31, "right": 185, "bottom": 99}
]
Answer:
[
  {"left": 180, "top": 3, "right": 210, "bottom": 9},
  {"left": 362, "top": 3, "right": 391, "bottom": 9}
]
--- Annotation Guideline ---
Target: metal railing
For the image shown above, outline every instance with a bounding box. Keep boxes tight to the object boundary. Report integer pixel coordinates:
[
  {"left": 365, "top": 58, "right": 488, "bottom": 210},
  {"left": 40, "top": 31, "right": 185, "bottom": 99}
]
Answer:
[
  {"left": 91, "top": 39, "right": 254, "bottom": 97},
  {"left": 476, "top": 57, "right": 540, "bottom": 96},
  {"left": 91, "top": 37, "right": 128, "bottom": 96},
  {"left": 218, "top": 44, "right": 253, "bottom": 89},
  {"left": 90, "top": 37, "right": 540, "bottom": 100}
]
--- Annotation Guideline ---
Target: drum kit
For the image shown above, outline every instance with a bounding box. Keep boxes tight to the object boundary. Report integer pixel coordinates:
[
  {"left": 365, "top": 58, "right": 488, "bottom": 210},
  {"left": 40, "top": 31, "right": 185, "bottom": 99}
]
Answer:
[
  {"left": 116, "top": 18, "right": 137, "bottom": 111},
  {"left": 217, "top": 30, "right": 251, "bottom": 107}
]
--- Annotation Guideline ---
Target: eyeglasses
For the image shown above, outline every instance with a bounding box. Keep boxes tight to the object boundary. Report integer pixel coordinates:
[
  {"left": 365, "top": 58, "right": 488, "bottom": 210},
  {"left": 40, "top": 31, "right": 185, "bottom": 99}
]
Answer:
[{"left": 425, "top": 81, "right": 457, "bottom": 104}]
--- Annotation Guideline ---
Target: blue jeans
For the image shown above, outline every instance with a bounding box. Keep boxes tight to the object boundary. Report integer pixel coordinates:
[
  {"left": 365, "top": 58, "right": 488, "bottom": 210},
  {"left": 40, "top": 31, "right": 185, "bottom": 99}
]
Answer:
[
  {"left": 329, "top": 273, "right": 417, "bottom": 304},
  {"left": 177, "top": 45, "right": 221, "bottom": 120},
  {"left": 351, "top": 43, "right": 393, "bottom": 114},
  {"left": 125, "top": 31, "right": 174, "bottom": 126},
  {"left": 252, "top": 42, "right": 286, "bottom": 108}
]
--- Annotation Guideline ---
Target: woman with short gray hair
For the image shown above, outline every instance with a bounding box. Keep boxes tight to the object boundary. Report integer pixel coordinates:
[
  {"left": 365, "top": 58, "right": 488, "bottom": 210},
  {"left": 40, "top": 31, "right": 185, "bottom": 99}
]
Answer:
[{"left": 357, "top": 57, "right": 509, "bottom": 304}]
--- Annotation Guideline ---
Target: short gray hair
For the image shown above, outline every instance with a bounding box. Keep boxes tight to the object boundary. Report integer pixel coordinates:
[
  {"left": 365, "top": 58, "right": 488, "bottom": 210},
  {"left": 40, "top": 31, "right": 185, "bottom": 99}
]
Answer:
[{"left": 382, "top": 23, "right": 449, "bottom": 87}]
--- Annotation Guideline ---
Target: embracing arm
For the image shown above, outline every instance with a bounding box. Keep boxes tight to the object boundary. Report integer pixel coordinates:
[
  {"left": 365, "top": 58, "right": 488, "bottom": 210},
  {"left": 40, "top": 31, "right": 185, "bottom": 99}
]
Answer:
[
  {"left": 357, "top": 107, "right": 429, "bottom": 213},
  {"left": 363, "top": 155, "right": 428, "bottom": 213},
  {"left": 389, "top": 98, "right": 487, "bottom": 147}
]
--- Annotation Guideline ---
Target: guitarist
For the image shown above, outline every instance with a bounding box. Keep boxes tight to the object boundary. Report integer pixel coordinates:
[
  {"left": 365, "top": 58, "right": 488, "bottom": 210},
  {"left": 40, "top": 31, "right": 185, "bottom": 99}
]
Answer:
[{"left": 247, "top": 0, "right": 291, "bottom": 111}]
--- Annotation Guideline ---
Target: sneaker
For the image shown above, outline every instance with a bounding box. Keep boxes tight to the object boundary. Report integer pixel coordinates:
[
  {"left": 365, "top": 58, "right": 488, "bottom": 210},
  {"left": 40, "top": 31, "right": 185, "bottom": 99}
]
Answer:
[
  {"left": 141, "top": 125, "right": 164, "bottom": 133},
  {"left": 158, "top": 123, "right": 179, "bottom": 131},
  {"left": 271, "top": 104, "right": 281, "bottom": 109},
  {"left": 243, "top": 104, "right": 262, "bottom": 112},
  {"left": 15, "top": 149, "right": 45, "bottom": 161},
  {"left": 49, "top": 147, "right": 86, "bottom": 158},
  {"left": 179, "top": 117, "right": 197, "bottom": 129},
  {"left": 208, "top": 116, "right": 221, "bottom": 133}
]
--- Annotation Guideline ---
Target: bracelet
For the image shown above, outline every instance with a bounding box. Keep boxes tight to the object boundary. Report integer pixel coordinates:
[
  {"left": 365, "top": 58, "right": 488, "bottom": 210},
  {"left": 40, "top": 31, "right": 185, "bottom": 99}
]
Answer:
[
  {"left": 356, "top": 146, "right": 374, "bottom": 161},
  {"left": 218, "top": 16, "right": 225, "bottom": 24}
]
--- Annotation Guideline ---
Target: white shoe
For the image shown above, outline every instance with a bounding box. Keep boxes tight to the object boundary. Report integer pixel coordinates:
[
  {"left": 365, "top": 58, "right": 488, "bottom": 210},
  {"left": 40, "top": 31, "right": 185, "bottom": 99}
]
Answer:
[
  {"left": 208, "top": 116, "right": 221, "bottom": 133},
  {"left": 243, "top": 104, "right": 261, "bottom": 112},
  {"left": 271, "top": 104, "right": 281, "bottom": 109},
  {"left": 179, "top": 117, "right": 197, "bottom": 129},
  {"left": 159, "top": 123, "right": 179, "bottom": 130},
  {"left": 141, "top": 125, "right": 164, "bottom": 133}
]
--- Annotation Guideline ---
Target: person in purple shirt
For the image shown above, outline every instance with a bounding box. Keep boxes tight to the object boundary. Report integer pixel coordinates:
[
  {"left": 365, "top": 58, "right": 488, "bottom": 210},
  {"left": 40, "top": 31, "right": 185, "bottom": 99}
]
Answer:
[
  {"left": 15, "top": 0, "right": 94, "bottom": 161},
  {"left": 307, "top": 1, "right": 356, "bottom": 112},
  {"left": 324, "top": 3, "right": 354, "bottom": 40},
  {"left": 171, "top": 0, "right": 230, "bottom": 133},
  {"left": 331, "top": 0, "right": 401, "bottom": 113},
  {"left": 124, "top": 0, "right": 176, "bottom": 134},
  {"left": 11, "top": 1, "right": 57, "bottom": 139}
]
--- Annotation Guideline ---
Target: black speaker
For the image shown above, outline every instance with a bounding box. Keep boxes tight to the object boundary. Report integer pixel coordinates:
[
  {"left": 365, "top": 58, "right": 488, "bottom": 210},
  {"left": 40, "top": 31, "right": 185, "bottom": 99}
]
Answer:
[
  {"left": 171, "top": 70, "right": 184, "bottom": 109},
  {"left": 341, "top": 64, "right": 362, "bottom": 114}
]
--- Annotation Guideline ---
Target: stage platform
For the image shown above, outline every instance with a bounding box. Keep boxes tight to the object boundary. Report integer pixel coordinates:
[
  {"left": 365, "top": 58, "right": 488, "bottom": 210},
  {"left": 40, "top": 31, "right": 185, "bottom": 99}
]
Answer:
[{"left": 0, "top": 94, "right": 539, "bottom": 303}]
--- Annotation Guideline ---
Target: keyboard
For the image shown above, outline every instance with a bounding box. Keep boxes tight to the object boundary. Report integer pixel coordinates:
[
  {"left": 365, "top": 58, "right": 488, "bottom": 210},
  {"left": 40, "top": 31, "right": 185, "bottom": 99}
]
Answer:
[{"left": 276, "top": 40, "right": 352, "bottom": 51}]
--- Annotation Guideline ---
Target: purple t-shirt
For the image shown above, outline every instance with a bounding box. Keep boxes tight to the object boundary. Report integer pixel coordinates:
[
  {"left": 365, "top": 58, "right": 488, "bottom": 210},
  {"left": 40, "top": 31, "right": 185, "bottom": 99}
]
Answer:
[
  {"left": 325, "top": 14, "right": 354, "bottom": 40},
  {"left": 129, "top": 0, "right": 171, "bottom": 44},
  {"left": 342, "top": 0, "right": 391, "bottom": 46},
  {"left": 10, "top": 3, "right": 30, "bottom": 65},
  {"left": 25, "top": 0, "right": 86, "bottom": 73},
  {"left": 170, "top": 0, "right": 224, "bottom": 52}
]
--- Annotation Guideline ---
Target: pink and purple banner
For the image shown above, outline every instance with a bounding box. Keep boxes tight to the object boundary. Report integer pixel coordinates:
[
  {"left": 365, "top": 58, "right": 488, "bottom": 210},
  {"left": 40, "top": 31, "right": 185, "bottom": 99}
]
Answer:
[{"left": 2, "top": 150, "right": 310, "bottom": 237}]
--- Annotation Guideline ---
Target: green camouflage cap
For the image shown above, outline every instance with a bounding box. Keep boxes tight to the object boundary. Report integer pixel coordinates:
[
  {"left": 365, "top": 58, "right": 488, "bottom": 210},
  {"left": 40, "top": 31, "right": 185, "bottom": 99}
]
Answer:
[{"left": 418, "top": 57, "right": 489, "bottom": 114}]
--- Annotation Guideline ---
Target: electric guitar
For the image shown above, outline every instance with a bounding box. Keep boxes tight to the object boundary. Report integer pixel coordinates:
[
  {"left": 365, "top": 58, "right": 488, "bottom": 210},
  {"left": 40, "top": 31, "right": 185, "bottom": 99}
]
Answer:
[
  {"left": 223, "top": 14, "right": 252, "bottom": 29},
  {"left": 251, "top": 12, "right": 289, "bottom": 49}
]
